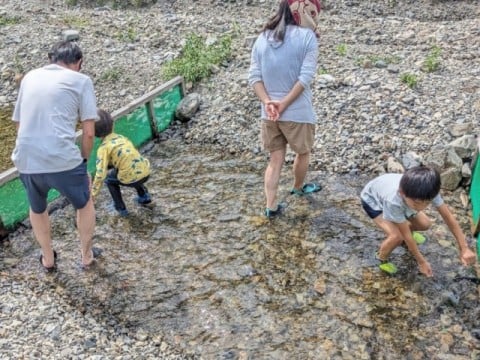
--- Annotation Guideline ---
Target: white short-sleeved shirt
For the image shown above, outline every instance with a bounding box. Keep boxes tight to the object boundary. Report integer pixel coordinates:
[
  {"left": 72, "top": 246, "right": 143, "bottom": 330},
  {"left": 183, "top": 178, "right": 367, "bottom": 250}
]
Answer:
[
  {"left": 360, "top": 173, "right": 444, "bottom": 223},
  {"left": 11, "top": 64, "right": 97, "bottom": 174}
]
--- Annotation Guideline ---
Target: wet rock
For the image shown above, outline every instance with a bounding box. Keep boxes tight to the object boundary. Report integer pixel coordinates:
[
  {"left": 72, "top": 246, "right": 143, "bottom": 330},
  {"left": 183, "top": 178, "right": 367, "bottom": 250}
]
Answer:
[{"left": 175, "top": 93, "right": 201, "bottom": 123}]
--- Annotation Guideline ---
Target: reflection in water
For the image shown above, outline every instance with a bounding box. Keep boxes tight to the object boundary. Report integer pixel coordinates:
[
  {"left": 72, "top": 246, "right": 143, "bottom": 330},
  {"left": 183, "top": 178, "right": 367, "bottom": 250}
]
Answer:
[{"left": 3, "top": 139, "right": 480, "bottom": 359}]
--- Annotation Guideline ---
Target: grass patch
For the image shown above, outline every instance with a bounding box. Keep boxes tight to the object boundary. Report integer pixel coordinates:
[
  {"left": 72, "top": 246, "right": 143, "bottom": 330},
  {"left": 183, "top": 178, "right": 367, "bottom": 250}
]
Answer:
[
  {"left": 0, "top": 15, "right": 21, "bottom": 26},
  {"left": 115, "top": 27, "right": 137, "bottom": 42},
  {"left": 0, "top": 106, "right": 15, "bottom": 173},
  {"left": 65, "top": 0, "right": 157, "bottom": 8},
  {"left": 336, "top": 43, "right": 347, "bottom": 57},
  {"left": 162, "top": 33, "right": 232, "bottom": 84},
  {"left": 99, "top": 66, "right": 123, "bottom": 82},
  {"left": 355, "top": 54, "right": 401, "bottom": 67},
  {"left": 318, "top": 68, "right": 329, "bottom": 75},
  {"left": 400, "top": 73, "right": 418, "bottom": 89},
  {"left": 60, "top": 15, "right": 90, "bottom": 28},
  {"left": 422, "top": 45, "right": 441, "bottom": 73}
]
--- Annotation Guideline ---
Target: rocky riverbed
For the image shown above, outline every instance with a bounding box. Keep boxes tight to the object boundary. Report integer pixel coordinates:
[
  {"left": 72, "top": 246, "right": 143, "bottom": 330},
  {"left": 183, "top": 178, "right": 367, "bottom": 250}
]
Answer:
[{"left": 1, "top": 0, "right": 479, "bottom": 358}]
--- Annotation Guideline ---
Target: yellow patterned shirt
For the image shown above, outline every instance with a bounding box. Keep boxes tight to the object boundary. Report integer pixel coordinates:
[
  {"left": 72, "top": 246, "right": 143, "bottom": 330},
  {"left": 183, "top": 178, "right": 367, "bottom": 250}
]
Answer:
[{"left": 92, "top": 133, "right": 150, "bottom": 197}]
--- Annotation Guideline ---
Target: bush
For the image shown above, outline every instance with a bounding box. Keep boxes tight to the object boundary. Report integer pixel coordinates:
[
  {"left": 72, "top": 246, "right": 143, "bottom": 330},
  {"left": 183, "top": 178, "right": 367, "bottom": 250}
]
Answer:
[
  {"left": 422, "top": 45, "right": 441, "bottom": 73},
  {"left": 400, "top": 72, "right": 418, "bottom": 89},
  {"left": 162, "top": 33, "right": 232, "bottom": 84}
]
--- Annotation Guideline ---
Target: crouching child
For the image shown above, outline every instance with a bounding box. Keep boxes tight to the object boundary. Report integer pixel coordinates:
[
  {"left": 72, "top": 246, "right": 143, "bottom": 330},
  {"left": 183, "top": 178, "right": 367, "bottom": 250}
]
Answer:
[
  {"left": 92, "top": 109, "right": 152, "bottom": 216},
  {"left": 360, "top": 166, "right": 476, "bottom": 276}
]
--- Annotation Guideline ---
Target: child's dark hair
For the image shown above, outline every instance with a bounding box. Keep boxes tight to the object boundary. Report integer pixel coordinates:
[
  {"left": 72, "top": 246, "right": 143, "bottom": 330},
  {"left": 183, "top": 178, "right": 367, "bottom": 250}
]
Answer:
[
  {"left": 95, "top": 109, "right": 114, "bottom": 138},
  {"left": 400, "top": 166, "right": 441, "bottom": 200}
]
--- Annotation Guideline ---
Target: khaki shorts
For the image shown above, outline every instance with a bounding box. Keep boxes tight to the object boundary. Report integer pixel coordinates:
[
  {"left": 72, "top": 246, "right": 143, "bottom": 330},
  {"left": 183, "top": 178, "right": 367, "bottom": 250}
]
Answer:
[{"left": 261, "top": 120, "right": 315, "bottom": 154}]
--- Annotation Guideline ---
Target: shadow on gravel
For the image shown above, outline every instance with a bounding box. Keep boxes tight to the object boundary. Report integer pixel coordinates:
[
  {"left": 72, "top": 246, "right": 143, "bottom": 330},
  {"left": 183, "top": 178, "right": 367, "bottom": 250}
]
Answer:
[{"left": 2, "top": 139, "right": 480, "bottom": 359}]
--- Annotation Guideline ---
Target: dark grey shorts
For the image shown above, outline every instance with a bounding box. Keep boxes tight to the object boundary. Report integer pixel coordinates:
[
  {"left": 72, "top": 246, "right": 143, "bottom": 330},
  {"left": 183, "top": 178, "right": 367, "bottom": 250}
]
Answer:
[
  {"left": 20, "top": 161, "right": 90, "bottom": 214},
  {"left": 361, "top": 199, "right": 382, "bottom": 219}
]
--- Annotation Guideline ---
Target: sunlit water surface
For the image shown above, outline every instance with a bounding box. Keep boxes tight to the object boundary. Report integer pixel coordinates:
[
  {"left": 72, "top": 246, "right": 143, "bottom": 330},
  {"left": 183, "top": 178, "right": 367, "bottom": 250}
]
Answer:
[{"left": 2, "top": 139, "right": 480, "bottom": 359}]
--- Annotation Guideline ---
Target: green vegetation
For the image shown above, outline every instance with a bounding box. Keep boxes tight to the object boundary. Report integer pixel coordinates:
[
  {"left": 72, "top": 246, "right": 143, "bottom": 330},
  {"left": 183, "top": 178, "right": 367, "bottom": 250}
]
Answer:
[
  {"left": 116, "top": 27, "right": 137, "bottom": 42},
  {"left": 355, "top": 54, "right": 401, "bottom": 67},
  {"left": 99, "top": 66, "right": 123, "bottom": 82},
  {"left": 65, "top": 0, "right": 157, "bottom": 8},
  {"left": 162, "top": 33, "right": 232, "bottom": 84},
  {"left": 0, "top": 106, "right": 15, "bottom": 172},
  {"left": 336, "top": 43, "right": 347, "bottom": 57},
  {"left": 0, "top": 14, "right": 21, "bottom": 26},
  {"left": 60, "top": 15, "right": 90, "bottom": 28},
  {"left": 422, "top": 45, "right": 441, "bottom": 73},
  {"left": 318, "top": 68, "right": 329, "bottom": 75},
  {"left": 400, "top": 72, "right": 418, "bottom": 89}
]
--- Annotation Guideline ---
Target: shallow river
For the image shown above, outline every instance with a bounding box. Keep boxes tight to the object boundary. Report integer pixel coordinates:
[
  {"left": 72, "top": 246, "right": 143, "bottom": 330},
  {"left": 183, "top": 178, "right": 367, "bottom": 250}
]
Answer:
[{"left": 3, "top": 139, "right": 480, "bottom": 359}]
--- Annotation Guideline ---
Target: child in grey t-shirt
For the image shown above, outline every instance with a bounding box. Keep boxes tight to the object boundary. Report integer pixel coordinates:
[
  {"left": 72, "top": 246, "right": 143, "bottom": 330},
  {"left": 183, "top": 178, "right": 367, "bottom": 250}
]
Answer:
[{"left": 360, "top": 166, "right": 475, "bottom": 276}]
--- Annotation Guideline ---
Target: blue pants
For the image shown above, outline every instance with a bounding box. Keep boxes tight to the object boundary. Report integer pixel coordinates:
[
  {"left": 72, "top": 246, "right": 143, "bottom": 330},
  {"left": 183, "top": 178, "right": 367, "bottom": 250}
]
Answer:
[{"left": 105, "top": 169, "right": 149, "bottom": 211}]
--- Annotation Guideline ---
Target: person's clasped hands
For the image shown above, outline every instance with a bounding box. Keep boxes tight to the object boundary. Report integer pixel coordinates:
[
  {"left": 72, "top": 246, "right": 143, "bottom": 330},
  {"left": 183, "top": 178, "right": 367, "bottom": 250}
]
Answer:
[{"left": 264, "top": 100, "right": 285, "bottom": 121}]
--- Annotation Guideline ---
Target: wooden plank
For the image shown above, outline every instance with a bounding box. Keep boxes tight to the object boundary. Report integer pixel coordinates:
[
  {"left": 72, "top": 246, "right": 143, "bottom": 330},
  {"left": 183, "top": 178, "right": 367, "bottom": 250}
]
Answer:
[{"left": 0, "top": 167, "right": 19, "bottom": 187}]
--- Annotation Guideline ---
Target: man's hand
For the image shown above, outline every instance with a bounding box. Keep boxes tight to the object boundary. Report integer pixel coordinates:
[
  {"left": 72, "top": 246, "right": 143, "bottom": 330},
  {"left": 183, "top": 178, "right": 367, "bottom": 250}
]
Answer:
[{"left": 418, "top": 260, "right": 433, "bottom": 277}]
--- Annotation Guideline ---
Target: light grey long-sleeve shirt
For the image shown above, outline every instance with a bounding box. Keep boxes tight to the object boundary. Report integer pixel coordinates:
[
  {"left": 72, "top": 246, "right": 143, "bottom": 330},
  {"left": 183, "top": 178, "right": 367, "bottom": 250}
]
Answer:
[{"left": 248, "top": 25, "right": 318, "bottom": 124}]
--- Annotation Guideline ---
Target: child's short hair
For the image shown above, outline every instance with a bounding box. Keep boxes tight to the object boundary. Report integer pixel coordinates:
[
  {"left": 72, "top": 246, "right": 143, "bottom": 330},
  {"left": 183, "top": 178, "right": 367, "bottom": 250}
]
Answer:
[
  {"left": 95, "top": 109, "right": 114, "bottom": 138},
  {"left": 400, "top": 166, "right": 441, "bottom": 200}
]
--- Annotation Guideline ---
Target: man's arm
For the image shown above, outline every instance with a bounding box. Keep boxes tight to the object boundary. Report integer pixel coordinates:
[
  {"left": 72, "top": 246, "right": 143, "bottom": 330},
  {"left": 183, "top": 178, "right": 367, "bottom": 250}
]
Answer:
[
  {"left": 437, "top": 203, "right": 476, "bottom": 265},
  {"left": 81, "top": 119, "right": 95, "bottom": 160}
]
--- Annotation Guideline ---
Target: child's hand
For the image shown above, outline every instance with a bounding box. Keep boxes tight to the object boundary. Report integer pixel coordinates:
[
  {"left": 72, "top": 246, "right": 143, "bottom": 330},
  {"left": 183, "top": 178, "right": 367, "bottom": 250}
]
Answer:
[
  {"left": 460, "top": 247, "right": 476, "bottom": 266},
  {"left": 418, "top": 260, "right": 433, "bottom": 277}
]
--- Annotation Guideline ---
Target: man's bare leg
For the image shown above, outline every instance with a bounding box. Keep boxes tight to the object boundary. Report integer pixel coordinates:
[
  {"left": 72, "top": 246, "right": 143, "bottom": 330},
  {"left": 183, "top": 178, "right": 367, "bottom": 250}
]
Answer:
[
  {"left": 76, "top": 197, "right": 95, "bottom": 266},
  {"left": 30, "top": 209, "right": 54, "bottom": 267}
]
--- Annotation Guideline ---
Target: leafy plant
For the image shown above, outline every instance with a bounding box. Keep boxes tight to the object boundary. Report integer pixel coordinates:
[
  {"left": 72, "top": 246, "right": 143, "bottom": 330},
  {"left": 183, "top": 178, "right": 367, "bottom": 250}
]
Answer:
[
  {"left": 99, "top": 66, "right": 122, "bottom": 82},
  {"left": 318, "top": 68, "right": 329, "bottom": 75},
  {"left": 116, "top": 27, "right": 137, "bottom": 42},
  {"left": 355, "top": 54, "right": 401, "bottom": 67},
  {"left": 336, "top": 43, "right": 347, "bottom": 57},
  {"left": 422, "top": 45, "right": 441, "bottom": 73},
  {"left": 0, "top": 15, "right": 21, "bottom": 26},
  {"left": 162, "top": 33, "right": 232, "bottom": 84},
  {"left": 400, "top": 73, "right": 418, "bottom": 89}
]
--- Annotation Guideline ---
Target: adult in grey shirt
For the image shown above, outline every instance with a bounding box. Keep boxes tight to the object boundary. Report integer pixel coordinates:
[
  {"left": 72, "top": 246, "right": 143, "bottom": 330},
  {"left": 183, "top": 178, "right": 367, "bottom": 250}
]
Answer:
[
  {"left": 12, "top": 41, "right": 98, "bottom": 271},
  {"left": 248, "top": 0, "right": 322, "bottom": 218}
]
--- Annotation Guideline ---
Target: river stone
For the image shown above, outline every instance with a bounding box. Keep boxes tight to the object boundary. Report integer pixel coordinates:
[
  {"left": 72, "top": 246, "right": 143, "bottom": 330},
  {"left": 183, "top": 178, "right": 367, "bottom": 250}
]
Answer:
[
  {"left": 175, "top": 93, "right": 201, "bottom": 122},
  {"left": 440, "top": 167, "right": 462, "bottom": 191},
  {"left": 448, "top": 135, "right": 477, "bottom": 159},
  {"left": 447, "top": 123, "right": 473, "bottom": 137}
]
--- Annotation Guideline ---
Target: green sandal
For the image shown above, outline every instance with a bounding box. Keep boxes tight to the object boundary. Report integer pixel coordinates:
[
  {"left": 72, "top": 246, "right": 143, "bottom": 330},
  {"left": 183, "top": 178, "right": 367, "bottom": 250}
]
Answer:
[
  {"left": 412, "top": 231, "right": 426, "bottom": 245},
  {"left": 375, "top": 252, "right": 398, "bottom": 275},
  {"left": 290, "top": 182, "right": 322, "bottom": 196}
]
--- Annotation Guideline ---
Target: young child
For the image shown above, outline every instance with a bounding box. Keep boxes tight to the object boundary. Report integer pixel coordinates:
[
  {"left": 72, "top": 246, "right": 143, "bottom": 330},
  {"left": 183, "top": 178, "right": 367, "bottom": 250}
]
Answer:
[
  {"left": 360, "top": 166, "right": 476, "bottom": 276},
  {"left": 92, "top": 109, "right": 152, "bottom": 216}
]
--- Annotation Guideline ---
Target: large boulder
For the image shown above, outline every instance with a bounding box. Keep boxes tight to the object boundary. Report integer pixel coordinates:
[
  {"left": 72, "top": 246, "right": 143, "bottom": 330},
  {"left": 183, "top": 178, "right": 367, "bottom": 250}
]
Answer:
[{"left": 175, "top": 93, "right": 201, "bottom": 123}]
